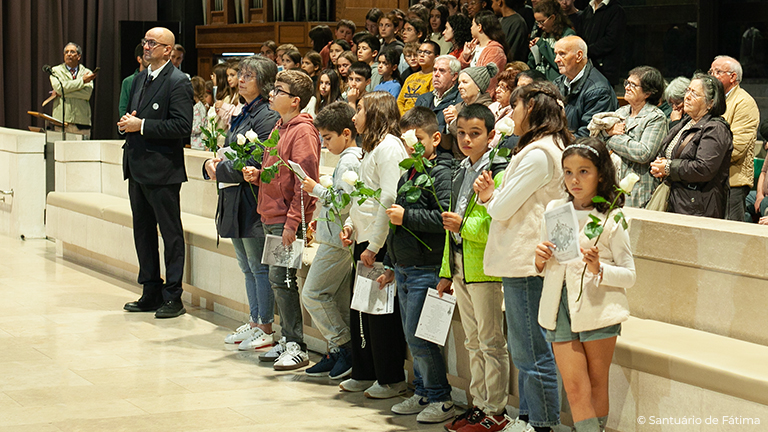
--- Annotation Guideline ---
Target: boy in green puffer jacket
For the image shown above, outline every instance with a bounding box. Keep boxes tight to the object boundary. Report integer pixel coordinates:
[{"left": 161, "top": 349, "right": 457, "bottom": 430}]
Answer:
[{"left": 437, "top": 104, "right": 512, "bottom": 432}]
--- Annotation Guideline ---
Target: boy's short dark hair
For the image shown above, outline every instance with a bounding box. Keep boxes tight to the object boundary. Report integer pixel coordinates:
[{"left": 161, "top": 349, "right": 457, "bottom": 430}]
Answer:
[
  {"left": 314, "top": 101, "right": 357, "bottom": 138},
  {"left": 358, "top": 35, "right": 381, "bottom": 54},
  {"left": 352, "top": 31, "right": 373, "bottom": 45},
  {"left": 457, "top": 104, "right": 495, "bottom": 134},
  {"left": 423, "top": 40, "right": 441, "bottom": 57},
  {"left": 400, "top": 106, "right": 439, "bottom": 135},
  {"left": 276, "top": 70, "right": 314, "bottom": 109},
  {"left": 349, "top": 61, "right": 372, "bottom": 80},
  {"left": 338, "top": 19, "right": 356, "bottom": 33}
]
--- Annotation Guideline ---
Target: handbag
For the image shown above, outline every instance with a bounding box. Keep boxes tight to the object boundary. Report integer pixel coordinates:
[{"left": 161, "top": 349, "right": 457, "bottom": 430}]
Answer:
[{"left": 645, "top": 182, "right": 670, "bottom": 212}]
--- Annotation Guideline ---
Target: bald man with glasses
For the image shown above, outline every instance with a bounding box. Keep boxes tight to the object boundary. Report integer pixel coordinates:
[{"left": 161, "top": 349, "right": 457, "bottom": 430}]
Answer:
[{"left": 118, "top": 27, "right": 194, "bottom": 318}]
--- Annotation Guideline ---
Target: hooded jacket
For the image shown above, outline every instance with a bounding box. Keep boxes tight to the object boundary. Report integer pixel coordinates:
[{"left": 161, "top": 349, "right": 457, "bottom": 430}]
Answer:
[{"left": 257, "top": 113, "right": 321, "bottom": 232}]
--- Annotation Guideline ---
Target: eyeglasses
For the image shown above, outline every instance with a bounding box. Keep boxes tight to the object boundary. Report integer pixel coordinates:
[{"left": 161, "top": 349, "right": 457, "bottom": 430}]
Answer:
[
  {"left": 684, "top": 88, "right": 702, "bottom": 99},
  {"left": 417, "top": 50, "right": 435, "bottom": 56},
  {"left": 497, "top": 84, "right": 511, "bottom": 92},
  {"left": 708, "top": 68, "right": 733, "bottom": 77},
  {"left": 623, "top": 79, "right": 641, "bottom": 90},
  {"left": 141, "top": 38, "right": 168, "bottom": 49},
  {"left": 535, "top": 15, "right": 553, "bottom": 26},
  {"left": 270, "top": 87, "right": 297, "bottom": 98},
  {"left": 238, "top": 72, "right": 256, "bottom": 82}
]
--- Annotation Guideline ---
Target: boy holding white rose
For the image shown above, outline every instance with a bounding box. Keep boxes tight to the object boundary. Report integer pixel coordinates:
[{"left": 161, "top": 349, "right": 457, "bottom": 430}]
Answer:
[{"left": 299, "top": 102, "right": 362, "bottom": 379}]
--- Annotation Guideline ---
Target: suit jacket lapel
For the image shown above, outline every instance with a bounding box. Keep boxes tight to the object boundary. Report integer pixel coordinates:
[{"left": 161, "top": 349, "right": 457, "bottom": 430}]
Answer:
[{"left": 139, "top": 64, "right": 171, "bottom": 113}]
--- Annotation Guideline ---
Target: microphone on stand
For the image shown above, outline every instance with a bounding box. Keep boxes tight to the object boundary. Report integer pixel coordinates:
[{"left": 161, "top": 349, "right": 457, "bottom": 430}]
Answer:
[{"left": 42, "top": 65, "right": 54, "bottom": 75}]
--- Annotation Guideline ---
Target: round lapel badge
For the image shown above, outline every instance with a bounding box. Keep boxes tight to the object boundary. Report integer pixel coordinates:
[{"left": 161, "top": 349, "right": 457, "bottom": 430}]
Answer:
[{"left": 152, "top": 103, "right": 159, "bottom": 110}]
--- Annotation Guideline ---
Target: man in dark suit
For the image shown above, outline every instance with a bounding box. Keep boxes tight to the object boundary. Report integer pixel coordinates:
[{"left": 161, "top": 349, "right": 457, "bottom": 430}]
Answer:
[
  {"left": 117, "top": 27, "right": 193, "bottom": 318},
  {"left": 415, "top": 55, "right": 462, "bottom": 155}
]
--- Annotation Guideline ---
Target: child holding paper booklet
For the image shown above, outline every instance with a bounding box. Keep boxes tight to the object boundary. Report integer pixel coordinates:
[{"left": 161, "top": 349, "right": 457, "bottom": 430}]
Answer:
[
  {"left": 242, "top": 70, "right": 320, "bottom": 371},
  {"left": 339, "top": 91, "right": 408, "bottom": 398},
  {"left": 534, "top": 138, "right": 635, "bottom": 432},
  {"left": 436, "top": 104, "right": 511, "bottom": 432},
  {"left": 376, "top": 106, "right": 454, "bottom": 424}
]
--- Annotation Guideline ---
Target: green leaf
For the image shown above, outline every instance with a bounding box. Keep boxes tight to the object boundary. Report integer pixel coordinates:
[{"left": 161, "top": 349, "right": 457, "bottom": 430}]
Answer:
[
  {"left": 584, "top": 223, "right": 603, "bottom": 239},
  {"left": 399, "top": 158, "right": 416, "bottom": 170},
  {"left": 358, "top": 197, "right": 367, "bottom": 205},
  {"left": 406, "top": 188, "right": 421, "bottom": 203},
  {"left": 414, "top": 175, "right": 427, "bottom": 187},
  {"left": 341, "top": 193, "right": 351, "bottom": 207},
  {"left": 413, "top": 142, "right": 425, "bottom": 156},
  {"left": 234, "top": 160, "right": 244, "bottom": 171},
  {"left": 422, "top": 176, "right": 433, "bottom": 187},
  {"left": 201, "top": 128, "right": 212, "bottom": 139},
  {"left": 592, "top": 196, "right": 608, "bottom": 204},
  {"left": 373, "top": 188, "right": 382, "bottom": 199},
  {"left": 328, "top": 211, "right": 335, "bottom": 222},
  {"left": 269, "top": 149, "right": 278, "bottom": 156},
  {"left": 496, "top": 147, "right": 511, "bottom": 158},
  {"left": 389, "top": 221, "right": 396, "bottom": 232},
  {"left": 588, "top": 214, "right": 602, "bottom": 224},
  {"left": 621, "top": 218, "right": 628, "bottom": 230},
  {"left": 614, "top": 213, "right": 622, "bottom": 222},
  {"left": 423, "top": 158, "right": 434, "bottom": 168},
  {"left": 360, "top": 187, "right": 375, "bottom": 196},
  {"left": 225, "top": 152, "right": 235, "bottom": 160},
  {"left": 398, "top": 180, "right": 414, "bottom": 195}
]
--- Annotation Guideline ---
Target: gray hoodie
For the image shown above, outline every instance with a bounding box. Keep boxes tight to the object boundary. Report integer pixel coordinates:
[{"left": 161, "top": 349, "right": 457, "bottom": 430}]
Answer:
[{"left": 310, "top": 146, "right": 362, "bottom": 247}]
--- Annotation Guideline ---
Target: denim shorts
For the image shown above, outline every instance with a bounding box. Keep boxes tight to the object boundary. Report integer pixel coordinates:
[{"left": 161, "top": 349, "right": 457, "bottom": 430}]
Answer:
[{"left": 545, "top": 284, "right": 621, "bottom": 343}]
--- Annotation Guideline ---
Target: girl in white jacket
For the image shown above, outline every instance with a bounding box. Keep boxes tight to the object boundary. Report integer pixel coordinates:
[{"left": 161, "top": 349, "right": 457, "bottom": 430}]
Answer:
[{"left": 534, "top": 138, "right": 636, "bottom": 432}]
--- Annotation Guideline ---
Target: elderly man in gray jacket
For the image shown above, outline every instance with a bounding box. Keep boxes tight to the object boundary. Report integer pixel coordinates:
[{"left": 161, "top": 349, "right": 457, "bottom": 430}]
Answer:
[{"left": 553, "top": 36, "right": 618, "bottom": 137}]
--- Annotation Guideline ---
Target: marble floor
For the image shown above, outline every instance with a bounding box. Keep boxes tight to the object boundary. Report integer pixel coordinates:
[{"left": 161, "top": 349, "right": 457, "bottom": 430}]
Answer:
[{"left": 0, "top": 236, "right": 447, "bottom": 431}]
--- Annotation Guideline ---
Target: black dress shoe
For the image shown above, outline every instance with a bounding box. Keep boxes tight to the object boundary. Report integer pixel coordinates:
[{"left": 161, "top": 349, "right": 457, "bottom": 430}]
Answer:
[
  {"left": 155, "top": 300, "right": 186, "bottom": 318},
  {"left": 124, "top": 300, "right": 163, "bottom": 312}
]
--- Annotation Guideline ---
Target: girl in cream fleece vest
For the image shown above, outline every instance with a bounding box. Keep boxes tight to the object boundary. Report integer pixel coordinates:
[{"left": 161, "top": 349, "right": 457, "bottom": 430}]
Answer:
[
  {"left": 473, "top": 82, "right": 571, "bottom": 431},
  {"left": 534, "top": 139, "right": 635, "bottom": 432}
]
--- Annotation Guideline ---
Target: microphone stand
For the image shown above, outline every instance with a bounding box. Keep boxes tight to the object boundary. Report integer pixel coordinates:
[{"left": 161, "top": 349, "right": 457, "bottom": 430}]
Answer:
[{"left": 50, "top": 71, "right": 66, "bottom": 142}]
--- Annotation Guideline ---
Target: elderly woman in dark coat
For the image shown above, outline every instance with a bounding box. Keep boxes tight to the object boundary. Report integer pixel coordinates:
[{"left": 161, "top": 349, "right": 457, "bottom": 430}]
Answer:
[
  {"left": 650, "top": 73, "right": 733, "bottom": 218},
  {"left": 203, "top": 56, "right": 281, "bottom": 347}
]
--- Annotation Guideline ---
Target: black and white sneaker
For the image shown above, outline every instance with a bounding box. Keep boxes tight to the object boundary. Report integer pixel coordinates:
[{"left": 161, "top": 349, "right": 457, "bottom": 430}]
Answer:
[
  {"left": 273, "top": 342, "right": 309, "bottom": 371},
  {"left": 259, "top": 337, "right": 286, "bottom": 362}
]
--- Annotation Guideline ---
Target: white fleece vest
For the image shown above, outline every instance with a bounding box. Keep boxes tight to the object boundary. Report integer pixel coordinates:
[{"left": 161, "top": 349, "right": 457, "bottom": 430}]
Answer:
[{"left": 483, "top": 135, "right": 565, "bottom": 278}]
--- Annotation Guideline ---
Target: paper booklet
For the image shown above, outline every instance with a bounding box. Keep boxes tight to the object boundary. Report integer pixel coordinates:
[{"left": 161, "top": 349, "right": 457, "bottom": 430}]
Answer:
[
  {"left": 350, "top": 262, "right": 395, "bottom": 315},
  {"left": 287, "top": 160, "right": 307, "bottom": 180},
  {"left": 415, "top": 288, "right": 456, "bottom": 346},
  {"left": 261, "top": 234, "right": 304, "bottom": 269},
  {"left": 543, "top": 201, "right": 582, "bottom": 264}
]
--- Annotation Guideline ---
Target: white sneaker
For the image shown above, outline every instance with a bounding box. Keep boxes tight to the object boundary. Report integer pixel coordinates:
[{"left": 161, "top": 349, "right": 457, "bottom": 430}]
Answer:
[
  {"left": 225, "top": 323, "right": 254, "bottom": 344},
  {"left": 273, "top": 342, "right": 309, "bottom": 371},
  {"left": 501, "top": 416, "right": 533, "bottom": 432},
  {"left": 237, "top": 328, "right": 273, "bottom": 350},
  {"left": 259, "top": 337, "right": 286, "bottom": 362},
  {"left": 339, "top": 378, "right": 375, "bottom": 392},
  {"left": 391, "top": 394, "right": 429, "bottom": 415},
  {"left": 364, "top": 380, "right": 407, "bottom": 399},
  {"left": 417, "top": 401, "right": 455, "bottom": 424}
]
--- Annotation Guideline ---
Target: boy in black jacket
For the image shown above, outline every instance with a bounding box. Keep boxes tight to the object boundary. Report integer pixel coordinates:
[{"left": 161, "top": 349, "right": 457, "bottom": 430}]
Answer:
[{"left": 377, "top": 107, "right": 454, "bottom": 424}]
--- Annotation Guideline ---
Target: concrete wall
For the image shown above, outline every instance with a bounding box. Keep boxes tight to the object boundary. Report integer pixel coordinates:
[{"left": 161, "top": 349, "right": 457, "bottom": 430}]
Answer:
[{"left": 0, "top": 128, "right": 46, "bottom": 239}]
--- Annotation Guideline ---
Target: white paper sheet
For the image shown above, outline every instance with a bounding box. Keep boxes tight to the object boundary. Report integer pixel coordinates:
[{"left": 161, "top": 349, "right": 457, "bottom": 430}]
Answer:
[
  {"left": 544, "top": 201, "right": 582, "bottom": 264},
  {"left": 287, "top": 159, "right": 307, "bottom": 180},
  {"left": 261, "top": 234, "right": 304, "bottom": 269},
  {"left": 415, "top": 288, "right": 456, "bottom": 346},
  {"left": 350, "top": 262, "right": 395, "bottom": 315}
]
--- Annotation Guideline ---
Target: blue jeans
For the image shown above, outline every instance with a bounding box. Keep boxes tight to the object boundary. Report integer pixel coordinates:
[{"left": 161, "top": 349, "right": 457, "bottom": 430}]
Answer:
[
  {"left": 231, "top": 233, "right": 274, "bottom": 325},
  {"left": 263, "top": 223, "right": 304, "bottom": 349},
  {"left": 503, "top": 276, "right": 560, "bottom": 428},
  {"left": 396, "top": 264, "right": 452, "bottom": 403}
]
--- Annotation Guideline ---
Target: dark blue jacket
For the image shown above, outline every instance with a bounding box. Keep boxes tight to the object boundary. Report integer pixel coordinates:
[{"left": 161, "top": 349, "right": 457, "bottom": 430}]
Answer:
[{"left": 554, "top": 60, "right": 618, "bottom": 138}]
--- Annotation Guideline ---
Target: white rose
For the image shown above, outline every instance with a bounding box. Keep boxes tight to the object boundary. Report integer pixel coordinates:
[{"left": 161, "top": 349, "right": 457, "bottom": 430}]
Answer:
[
  {"left": 237, "top": 134, "right": 247, "bottom": 146},
  {"left": 495, "top": 116, "right": 515, "bottom": 136},
  {"left": 619, "top": 173, "right": 640, "bottom": 194},
  {"left": 319, "top": 175, "right": 334, "bottom": 188},
  {"left": 401, "top": 129, "right": 419, "bottom": 148},
  {"left": 245, "top": 130, "right": 259, "bottom": 142},
  {"left": 342, "top": 171, "right": 359, "bottom": 186},
  {"left": 207, "top": 106, "right": 217, "bottom": 121}
]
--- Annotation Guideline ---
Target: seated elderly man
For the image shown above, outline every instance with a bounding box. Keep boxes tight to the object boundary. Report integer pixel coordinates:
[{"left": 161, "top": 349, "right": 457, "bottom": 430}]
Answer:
[
  {"left": 553, "top": 35, "right": 618, "bottom": 137},
  {"left": 710, "top": 55, "right": 759, "bottom": 221}
]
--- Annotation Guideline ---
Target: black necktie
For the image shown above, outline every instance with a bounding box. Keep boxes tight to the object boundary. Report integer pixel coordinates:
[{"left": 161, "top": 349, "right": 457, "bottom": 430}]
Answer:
[{"left": 138, "top": 74, "right": 153, "bottom": 109}]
